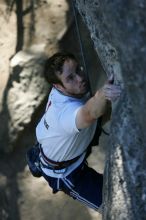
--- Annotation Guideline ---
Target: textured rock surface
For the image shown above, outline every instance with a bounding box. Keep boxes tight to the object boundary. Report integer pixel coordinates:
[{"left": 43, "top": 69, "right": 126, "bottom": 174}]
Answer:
[
  {"left": 0, "top": 0, "right": 69, "bottom": 152},
  {"left": 75, "top": 0, "right": 146, "bottom": 219},
  {"left": 0, "top": 50, "right": 48, "bottom": 152}
]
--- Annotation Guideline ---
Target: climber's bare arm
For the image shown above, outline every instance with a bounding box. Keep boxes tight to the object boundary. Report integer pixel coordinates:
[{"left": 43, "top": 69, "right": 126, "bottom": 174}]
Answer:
[{"left": 76, "top": 76, "right": 121, "bottom": 129}]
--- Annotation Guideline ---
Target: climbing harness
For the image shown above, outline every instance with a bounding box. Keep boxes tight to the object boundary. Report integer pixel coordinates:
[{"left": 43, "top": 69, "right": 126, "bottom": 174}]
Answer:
[
  {"left": 39, "top": 145, "right": 82, "bottom": 170},
  {"left": 26, "top": 141, "right": 84, "bottom": 177}
]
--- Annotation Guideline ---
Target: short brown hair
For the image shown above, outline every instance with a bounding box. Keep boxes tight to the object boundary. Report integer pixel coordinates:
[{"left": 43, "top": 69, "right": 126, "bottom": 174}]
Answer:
[{"left": 44, "top": 52, "right": 77, "bottom": 86}]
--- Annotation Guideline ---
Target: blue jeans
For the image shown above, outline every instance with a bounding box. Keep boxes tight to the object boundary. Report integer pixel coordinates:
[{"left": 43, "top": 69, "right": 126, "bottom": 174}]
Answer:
[{"left": 41, "top": 161, "right": 103, "bottom": 211}]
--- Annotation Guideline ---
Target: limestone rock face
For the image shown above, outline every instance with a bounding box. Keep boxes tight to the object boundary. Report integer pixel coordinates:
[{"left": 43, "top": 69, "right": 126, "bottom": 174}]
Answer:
[{"left": 75, "top": 0, "right": 146, "bottom": 219}]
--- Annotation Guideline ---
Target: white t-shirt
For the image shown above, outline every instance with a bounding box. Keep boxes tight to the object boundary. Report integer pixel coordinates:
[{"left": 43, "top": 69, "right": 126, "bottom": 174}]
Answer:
[{"left": 36, "top": 88, "right": 97, "bottom": 177}]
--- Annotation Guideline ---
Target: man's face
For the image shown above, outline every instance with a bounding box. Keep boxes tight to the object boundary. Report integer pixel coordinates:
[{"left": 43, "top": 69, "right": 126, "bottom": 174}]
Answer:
[{"left": 55, "top": 59, "right": 89, "bottom": 98}]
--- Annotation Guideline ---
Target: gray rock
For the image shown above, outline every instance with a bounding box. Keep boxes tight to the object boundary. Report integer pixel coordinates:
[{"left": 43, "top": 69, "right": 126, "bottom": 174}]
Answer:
[
  {"left": 0, "top": 0, "right": 71, "bottom": 153},
  {"left": 75, "top": 0, "right": 146, "bottom": 219},
  {"left": 0, "top": 51, "right": 48, "bottom": 152}
]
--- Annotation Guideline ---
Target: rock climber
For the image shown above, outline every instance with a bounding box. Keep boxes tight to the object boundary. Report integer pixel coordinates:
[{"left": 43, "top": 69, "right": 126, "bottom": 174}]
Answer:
[{"left": 35, "top": 52, "right": 122, "bottom": 211}]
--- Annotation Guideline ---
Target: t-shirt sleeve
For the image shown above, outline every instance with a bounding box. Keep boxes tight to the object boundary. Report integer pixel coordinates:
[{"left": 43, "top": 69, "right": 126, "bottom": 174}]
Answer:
[{"left": 59, "top": 103, "right": 82, "bottom": 134}]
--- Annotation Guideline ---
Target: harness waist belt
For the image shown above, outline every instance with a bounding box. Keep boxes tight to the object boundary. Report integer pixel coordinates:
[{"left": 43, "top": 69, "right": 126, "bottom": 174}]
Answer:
[{"left": 40, "top": 146, "right": 81, "bottom": 170}]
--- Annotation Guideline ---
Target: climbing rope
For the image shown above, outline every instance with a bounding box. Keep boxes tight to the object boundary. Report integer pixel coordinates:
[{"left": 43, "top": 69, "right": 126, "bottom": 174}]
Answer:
[
  {"left": 72, "top": 0, "right": 92, "bottom": 95},
  {"left": 72, "top": 1, "right": 109, "bottom": 136}
]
